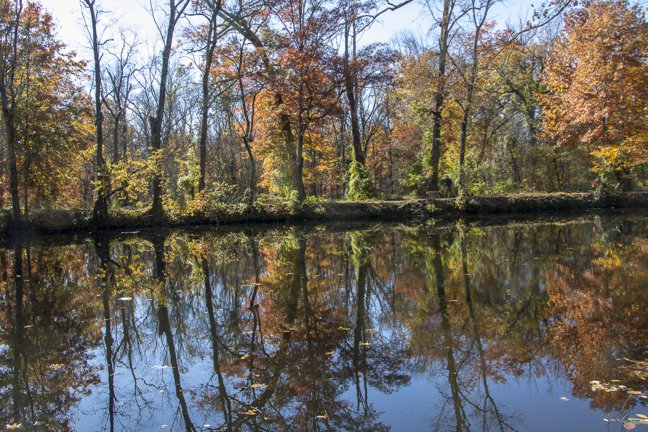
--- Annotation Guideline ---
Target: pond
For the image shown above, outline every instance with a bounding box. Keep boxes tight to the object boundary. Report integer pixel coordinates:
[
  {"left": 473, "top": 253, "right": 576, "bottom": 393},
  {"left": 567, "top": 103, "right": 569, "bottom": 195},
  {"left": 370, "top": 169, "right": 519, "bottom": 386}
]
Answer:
[{"left": 0, "top": 212, "right": 647, "bottom": 431}]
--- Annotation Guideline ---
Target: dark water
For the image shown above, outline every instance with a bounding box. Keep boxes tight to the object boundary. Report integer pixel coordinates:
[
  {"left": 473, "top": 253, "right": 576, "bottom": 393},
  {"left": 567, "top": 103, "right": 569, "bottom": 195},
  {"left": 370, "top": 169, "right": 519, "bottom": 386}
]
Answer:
[{"left": 0, "top": 214, "right": 647, "bottom": 431}]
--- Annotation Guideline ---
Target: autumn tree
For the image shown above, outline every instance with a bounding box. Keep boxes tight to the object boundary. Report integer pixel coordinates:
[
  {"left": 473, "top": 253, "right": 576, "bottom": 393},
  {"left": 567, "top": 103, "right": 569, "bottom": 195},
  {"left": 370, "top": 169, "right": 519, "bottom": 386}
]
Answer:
[
  {"left": 81, "top": 0, "right": 109, "bottom": 225},
  {"left": 270, "top": 0, "right": 341, "bottom": 201},
  {"left": 424, "top": 0, "right": 468, "bottom": 193},
  {"left": 233, "top": 39, "right": 263, "bottom": 204},
  {"left": 338, "top": 1, "right": 403, "bottom": 199},
  {"left": 191, "top": 0, "right": 223, "bottom": 193},
  {"left": 1, "top": 0, "right": 92, "bottom": 220},
  {"left": 452, "top": 0, "right": 497, "bottom": 194},
  {"left": 0, "top": 0, "right": 23, "bottom": 221},
  {"left": 149, "top": 0, "right": 191, "bottom": 220},
  {"left": 541, "top": 0, "right": 648, "bottom": 190}
]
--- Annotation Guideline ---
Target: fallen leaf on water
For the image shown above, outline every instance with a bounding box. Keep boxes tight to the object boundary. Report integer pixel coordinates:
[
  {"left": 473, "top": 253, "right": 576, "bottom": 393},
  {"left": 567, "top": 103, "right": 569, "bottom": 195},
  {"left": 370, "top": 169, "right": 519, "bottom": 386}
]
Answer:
[
  {"left": 337, "top": 326, "right": 351, "bottom": 331},
  {"left": 118, "top": 297, "right": 132, "bottom": 301},
  {"left": 316, "top": 411, "right": 329, "bottom": 420},
  {"left": 636, "top": 414, "right": 648, "bottom": 419},
  {"left": 623, "top": 423, "right": 636, "bottom": 430},
  {"left": 5, "top": 424, "right": 22, "bottom": 430},
  {"left": 241, "top": 410, "right": 258, "bottom": 416},
  {"left": 251, "top": 383, "right": 266, "bottom": 389},
  {"left": 240, "top": 353, "right": 250, "bottom": 360},
  {"left": 628, "top": 391, "right": 642, "bottom": 395},
  {"left": 360, "top": 342, "right": 371, "bottom": 347},
  {"left": 326, "top": 351, "right": 335, "bottom": 356}
]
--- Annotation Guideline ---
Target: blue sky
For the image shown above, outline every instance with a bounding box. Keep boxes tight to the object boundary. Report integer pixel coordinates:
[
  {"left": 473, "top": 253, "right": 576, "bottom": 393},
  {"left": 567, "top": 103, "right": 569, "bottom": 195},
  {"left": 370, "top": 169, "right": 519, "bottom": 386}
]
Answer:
[{"left": 42, "top": 0, "right": 539, "bottom": 61}]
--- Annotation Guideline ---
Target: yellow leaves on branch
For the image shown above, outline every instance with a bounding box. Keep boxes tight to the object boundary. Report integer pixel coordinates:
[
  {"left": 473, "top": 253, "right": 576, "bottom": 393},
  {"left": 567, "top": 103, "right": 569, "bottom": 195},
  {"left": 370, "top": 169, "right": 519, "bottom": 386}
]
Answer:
[{"left": 540, "top": 0, "right": 648, "bottom": 173}]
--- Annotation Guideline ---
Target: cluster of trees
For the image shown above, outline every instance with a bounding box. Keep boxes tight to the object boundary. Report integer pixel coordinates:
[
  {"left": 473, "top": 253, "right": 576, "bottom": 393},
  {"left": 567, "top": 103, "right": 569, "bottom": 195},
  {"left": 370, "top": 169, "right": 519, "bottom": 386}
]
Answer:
[{"left": 0, "top": 0, "right": 646, "bottom": 223}]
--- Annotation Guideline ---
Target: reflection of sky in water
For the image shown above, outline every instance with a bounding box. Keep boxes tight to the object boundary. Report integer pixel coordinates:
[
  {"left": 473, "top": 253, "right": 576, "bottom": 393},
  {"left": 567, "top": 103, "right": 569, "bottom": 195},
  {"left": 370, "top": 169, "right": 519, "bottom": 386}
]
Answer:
[{"left": 0, "top": 214, "right": 645, "bottom": 431}]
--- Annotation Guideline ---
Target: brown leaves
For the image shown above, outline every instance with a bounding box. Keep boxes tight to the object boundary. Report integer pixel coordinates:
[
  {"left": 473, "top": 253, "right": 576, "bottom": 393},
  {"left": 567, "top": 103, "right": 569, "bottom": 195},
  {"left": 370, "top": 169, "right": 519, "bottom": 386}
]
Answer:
[{"left": 540, "top": 0, "right": 648, "bottom": 174}]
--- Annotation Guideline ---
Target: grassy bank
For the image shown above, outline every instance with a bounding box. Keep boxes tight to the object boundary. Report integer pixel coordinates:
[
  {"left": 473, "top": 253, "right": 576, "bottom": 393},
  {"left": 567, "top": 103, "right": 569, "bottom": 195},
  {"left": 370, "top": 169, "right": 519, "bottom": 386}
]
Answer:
[{"left": 5, "top": 191, "right": 648, "bottom": 234}]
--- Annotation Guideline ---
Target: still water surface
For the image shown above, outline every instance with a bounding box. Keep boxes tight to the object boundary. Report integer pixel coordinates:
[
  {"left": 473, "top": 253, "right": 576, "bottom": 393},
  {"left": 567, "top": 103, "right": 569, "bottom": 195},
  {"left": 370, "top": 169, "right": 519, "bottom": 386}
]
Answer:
[{"left": 0, "top": 213, "right": 647, "bottom": 431}]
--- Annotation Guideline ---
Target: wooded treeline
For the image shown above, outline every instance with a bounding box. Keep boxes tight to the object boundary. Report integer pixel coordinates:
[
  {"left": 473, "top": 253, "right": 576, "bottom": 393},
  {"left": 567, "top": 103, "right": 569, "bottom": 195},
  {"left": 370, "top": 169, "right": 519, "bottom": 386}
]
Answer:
[{"left": 0, "top": 0, "right": 646, "bottom": 224}]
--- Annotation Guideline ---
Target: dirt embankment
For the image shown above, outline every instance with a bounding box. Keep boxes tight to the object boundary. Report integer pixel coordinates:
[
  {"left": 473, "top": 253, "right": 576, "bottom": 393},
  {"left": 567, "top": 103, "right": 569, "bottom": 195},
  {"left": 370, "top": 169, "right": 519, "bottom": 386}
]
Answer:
[{"left": 4, "top": 191, "right": 648, "bottom": 234}]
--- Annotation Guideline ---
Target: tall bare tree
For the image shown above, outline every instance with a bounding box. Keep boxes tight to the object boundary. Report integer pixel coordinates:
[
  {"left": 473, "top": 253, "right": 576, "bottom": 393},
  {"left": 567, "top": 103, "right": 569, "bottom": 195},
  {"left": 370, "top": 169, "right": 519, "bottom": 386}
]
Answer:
[
  {"left": 149, "top": 0, "right": 191, "bottom": 220},
  {"left": 81, "top": 0, "right": 109, "bottom": 225},
  {"left": 104, "top": 32, "right": 138, "bottom": 163},
  {"left": 192, "top": 0, "right": 223, "bottom": 193}
]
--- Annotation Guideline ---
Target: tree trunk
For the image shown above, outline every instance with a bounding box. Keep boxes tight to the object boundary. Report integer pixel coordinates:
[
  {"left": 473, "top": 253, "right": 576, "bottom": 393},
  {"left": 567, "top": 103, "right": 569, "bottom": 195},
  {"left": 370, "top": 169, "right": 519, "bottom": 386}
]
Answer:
[
  {"left": 149, "top": 0, "right": 189, "bottom": 221},
  {"left": 428, "top": 0, "right": 452, "bottom": 193},
  {"left": 198, "top": 6, "right": 221, "bottom": 193},
  {"left": 344, "top": 13, "right": 368, "bottom": 176},
  {"left": 295, "top": 123, "right": 305, "bottom": 202},
  {"left": 0, "top": 1, "right": 23, "bottom": 223},
  {"left": 85, "top": 0, "right": 109, "bottom": 226},
  {"left": 459, "top": 3, "right": 489, "bottom": 194},
  {"left": 243, "top": 139, "right": 256, "bottom": 205},
  {"left": 112, "top": 114, "right": 120, "bottom": 163},
  {"left": 4, "top": 112, "right": 21, "bottom": 222},
  {"left": 347, "top": 84, "right": 364, "bottom": 165}
]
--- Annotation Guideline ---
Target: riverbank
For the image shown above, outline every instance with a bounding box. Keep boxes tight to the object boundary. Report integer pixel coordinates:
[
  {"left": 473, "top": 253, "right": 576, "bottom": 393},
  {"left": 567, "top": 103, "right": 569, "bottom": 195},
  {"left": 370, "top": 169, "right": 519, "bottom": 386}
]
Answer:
[{"left": 4, "top": 191, "right": 648, "bottom": 234}]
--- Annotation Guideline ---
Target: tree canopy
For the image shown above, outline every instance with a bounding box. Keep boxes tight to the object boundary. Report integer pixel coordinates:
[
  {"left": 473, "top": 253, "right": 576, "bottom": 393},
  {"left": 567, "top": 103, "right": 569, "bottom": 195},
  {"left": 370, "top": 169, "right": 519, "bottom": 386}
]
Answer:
[{"left": 0, "top": 0, "right": 645, "bottom": 221}]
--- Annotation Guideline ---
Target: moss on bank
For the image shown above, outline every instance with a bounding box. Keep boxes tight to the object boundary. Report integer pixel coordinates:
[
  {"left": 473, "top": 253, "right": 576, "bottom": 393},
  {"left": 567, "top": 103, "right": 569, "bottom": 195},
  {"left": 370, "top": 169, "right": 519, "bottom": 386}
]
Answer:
[{"left": 4, "top": 191, "right": 648, "bottom": 234}]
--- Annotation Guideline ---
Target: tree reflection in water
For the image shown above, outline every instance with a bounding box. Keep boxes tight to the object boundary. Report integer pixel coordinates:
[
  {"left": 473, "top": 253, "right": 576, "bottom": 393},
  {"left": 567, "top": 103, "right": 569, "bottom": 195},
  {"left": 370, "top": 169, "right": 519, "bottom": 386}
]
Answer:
[{"left": 0, "top": 215, "right": 645, "bottom": 431}]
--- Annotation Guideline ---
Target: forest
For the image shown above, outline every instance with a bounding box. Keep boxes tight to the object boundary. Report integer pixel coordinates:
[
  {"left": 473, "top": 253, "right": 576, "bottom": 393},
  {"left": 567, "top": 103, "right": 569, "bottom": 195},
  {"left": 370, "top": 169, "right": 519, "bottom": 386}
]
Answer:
[{"left": 0, "top": 0, "right": 646, "bottom": 225}]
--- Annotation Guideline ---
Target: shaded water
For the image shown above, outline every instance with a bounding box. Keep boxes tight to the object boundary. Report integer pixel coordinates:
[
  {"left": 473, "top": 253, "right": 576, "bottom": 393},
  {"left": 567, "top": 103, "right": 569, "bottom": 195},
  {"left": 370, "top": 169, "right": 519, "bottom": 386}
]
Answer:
[{"left": 0, "top": 214, "right": 647, "bottom": 431}]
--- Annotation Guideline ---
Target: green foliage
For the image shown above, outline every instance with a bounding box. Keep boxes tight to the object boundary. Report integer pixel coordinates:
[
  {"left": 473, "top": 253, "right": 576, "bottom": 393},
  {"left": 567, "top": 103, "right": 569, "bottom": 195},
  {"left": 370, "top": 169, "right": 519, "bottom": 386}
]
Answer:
[
  {"left": 105, "top": 150, "right": 161, "bottom": 208},
  {"left": 345, "top": 157, "right": 373, "bottom": 200},
  {"left": 401, "top": 159, "right": 427, "bottom": 195},
  {"left": 348, "top": 231, "right": 372, "bottom": 268},
  {"left": 454, "top": 196, "right": 478, "bottom": 212},
  {"left": 254, "top": 193, "right": 300, "bottom": 216},
  {"left": 304, "top": 195, "right": 327, "bottom": 214},
  {"left": 425, "top": 203, "right": 442, "bottom": 215},
  {"left": 591, "top": 146, "right": 636, "bottom": 192},
  {"left": 177, "top": 158, "right": 201, "bottom": 197}
]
